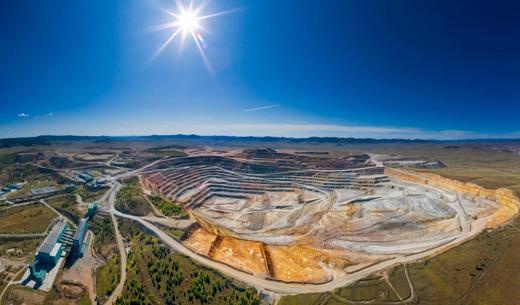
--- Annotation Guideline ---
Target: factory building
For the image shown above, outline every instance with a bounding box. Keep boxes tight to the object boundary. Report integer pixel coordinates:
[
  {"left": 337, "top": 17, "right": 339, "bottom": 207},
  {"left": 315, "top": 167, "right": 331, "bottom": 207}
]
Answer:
[
  {"left": 28, "top": 220, "right": 68, "bottom": 286},
  {"left": 29, "top": 261, "right": 46, "bottom": 285},
  {"left": 72, "top": 218, "right": 88, "bottom": 257},
  {"left": 87, "top": 202, "right": 98, "bottom": 219},
  {"left": 35, "top": 221, "right": 67, "bottom": 266}
]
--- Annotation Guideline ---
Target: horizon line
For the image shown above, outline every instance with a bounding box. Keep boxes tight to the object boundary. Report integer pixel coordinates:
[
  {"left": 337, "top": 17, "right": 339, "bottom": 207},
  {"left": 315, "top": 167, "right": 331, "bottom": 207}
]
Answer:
[{"left": 1, "top": 133, "right": 520, "bottom": 142}]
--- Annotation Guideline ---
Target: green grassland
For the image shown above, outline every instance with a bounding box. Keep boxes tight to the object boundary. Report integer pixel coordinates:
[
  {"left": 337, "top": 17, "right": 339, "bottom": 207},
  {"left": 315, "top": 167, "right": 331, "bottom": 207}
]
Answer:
[
  {"left": 93, "top": 216, "right": 120, "bottom": 304},
  {"left": 115, "top": 219, "right": 261, "bottom": 305},
  {"left": 157, "top": 224, "right": 185, "bottom": 240},
  {"left": 91, "top": 217, "right": 117, "bottom": 256},
  {"left": 0, "top": 203, "right": 56, "bottom": 234},
  {"left": 146, "top": 194, "right": 185, "bottom": 217},
  {"left": 96, "top": 253, "right": 121, "bottom": 303},
  {"left": 115, "top": 177, "right": 152, "bottom": 216}
]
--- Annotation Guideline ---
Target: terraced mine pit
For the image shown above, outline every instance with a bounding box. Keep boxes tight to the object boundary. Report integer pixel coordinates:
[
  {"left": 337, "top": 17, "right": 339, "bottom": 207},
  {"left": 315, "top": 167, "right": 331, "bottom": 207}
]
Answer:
[{"left": 142, "top": 149, "right": 520, "bottom": 285}]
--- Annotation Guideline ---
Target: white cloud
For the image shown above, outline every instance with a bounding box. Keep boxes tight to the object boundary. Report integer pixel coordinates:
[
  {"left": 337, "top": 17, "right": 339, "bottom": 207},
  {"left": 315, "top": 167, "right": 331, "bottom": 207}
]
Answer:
[
  {"left": 244, "top": 104, "right": 279, "bottom": 112},
  {"left": 48, "top": 112, "right": 54, "bottom": 116},
  {"left": 17, "top": 113, "right": 30, "bottom": 118}
]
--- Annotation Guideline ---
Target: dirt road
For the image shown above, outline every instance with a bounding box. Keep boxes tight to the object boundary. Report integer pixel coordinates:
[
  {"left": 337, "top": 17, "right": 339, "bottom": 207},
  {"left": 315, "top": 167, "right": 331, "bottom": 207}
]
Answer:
[
  {"left": 103, "top": 183, "right": 127, "bottom": 305},
  {"left": 100, "top": 173, "right": 490, "bottom": 295}
]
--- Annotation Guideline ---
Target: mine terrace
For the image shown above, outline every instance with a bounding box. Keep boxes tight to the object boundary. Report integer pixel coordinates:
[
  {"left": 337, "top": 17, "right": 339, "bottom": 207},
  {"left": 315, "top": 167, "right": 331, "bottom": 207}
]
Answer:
[{"left": 140, "top": 148, "right": 520, "bottom": 289}]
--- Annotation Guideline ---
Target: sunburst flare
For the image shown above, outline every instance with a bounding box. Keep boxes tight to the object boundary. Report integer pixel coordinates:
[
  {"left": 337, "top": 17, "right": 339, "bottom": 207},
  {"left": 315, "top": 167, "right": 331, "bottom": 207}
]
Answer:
[{"left": 152, "top": 0, "right": 237, "bottom": 73}]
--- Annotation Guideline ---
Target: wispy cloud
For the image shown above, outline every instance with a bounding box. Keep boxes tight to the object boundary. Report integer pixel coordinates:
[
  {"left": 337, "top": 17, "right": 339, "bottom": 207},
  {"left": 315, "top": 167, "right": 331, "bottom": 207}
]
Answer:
[
  {"left": 48, "top": 112, "right": 54, "bottom": 116},
  {"left": 244, "top": 104, "right": 279, "bottom": 112},
  {"left": 17, "top": 113, "right": 30, "bottom": 118}
]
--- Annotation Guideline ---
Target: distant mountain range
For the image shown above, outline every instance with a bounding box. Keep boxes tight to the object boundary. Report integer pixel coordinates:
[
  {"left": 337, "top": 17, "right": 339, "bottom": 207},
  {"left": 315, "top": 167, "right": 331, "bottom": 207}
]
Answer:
[{"left": 0, "top": 134, "right": 519, "bottom": 148}]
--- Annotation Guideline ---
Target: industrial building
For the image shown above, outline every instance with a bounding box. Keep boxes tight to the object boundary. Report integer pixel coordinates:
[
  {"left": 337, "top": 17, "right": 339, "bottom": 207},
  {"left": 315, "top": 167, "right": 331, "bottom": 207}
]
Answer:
[
  {"left": 28, "top": 262, "right": 47, "bottom": 285},
  {"left": 31, "top": 186, "right": 57, "bottom": 195},
  {"left": 29, "top": 220, "right": 68, "bottom": 286},
  {"left": 35, "top": 221, "right": 67, "bottom": 266},
  {"left": 72, "top": 218, "right": 88, "bottom": 257},
  {"left": 87, "top": 202, "right": 98, "bottom": 219},
  {"left": 26, "top": 200, "right": 95, "bottom": 289}
]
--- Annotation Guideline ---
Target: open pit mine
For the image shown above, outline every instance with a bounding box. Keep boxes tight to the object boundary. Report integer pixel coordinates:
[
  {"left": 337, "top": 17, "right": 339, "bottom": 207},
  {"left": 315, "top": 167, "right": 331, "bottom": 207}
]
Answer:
[{"left": 141, "top": 149, "right": 520, "bottom": 286}]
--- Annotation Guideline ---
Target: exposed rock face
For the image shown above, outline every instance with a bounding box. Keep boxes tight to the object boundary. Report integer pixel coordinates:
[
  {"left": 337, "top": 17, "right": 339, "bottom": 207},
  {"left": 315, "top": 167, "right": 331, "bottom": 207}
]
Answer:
[
  {"left": 385, "top": 168, "right": 520, "bottom": 228},
  {"left": 49, "top": 156, "right": 74, "bottom": 168},
  {"left": 15, "top": 152, "right": 45, "bottom": 163},
  {"left": 142, "top": 149, "right": 519, "bottom": 284}
]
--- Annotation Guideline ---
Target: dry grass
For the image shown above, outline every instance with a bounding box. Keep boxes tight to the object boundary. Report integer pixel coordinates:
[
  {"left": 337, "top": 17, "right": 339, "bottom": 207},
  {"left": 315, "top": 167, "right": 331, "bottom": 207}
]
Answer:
[{"left": 0, "top": 203, "right": 56, "bottom": 234}]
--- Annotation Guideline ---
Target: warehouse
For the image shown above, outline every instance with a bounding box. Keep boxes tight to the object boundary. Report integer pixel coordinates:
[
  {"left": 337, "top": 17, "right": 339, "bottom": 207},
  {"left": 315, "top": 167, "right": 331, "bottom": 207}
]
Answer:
[
  {"left": 35, "top": 221, "right": 67, "bottom": 267},
  {"left": 72, "top": 218, "right": 88, "bottom": 257}
]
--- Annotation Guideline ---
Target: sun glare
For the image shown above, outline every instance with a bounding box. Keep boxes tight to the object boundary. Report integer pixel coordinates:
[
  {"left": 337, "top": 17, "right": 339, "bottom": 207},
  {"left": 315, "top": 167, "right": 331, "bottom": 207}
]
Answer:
[
  {"left": 151, "top": 0, "right": 238, "bottom": 73},
  {"left": 177, "top": 10, "right": 200, "bottom": 33}
]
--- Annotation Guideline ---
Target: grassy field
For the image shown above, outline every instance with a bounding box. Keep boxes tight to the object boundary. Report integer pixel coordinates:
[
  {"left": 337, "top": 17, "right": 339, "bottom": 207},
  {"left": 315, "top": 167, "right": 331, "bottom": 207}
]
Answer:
[
  {"left": 91, "top": 217, "right": 117, "bottom": 258},
  {"left": 0, "top": 239, "right": 42, "bottom": 260},
  {"left": 158, "top": 224, "right": 185, "bottom": 240},
  {"left": 46, "top": 194, "right": 83, "bottom": 224},
  {"left": 74, "top": 185, "right": 110, "bottom": 203},
  {"left": 1, "top": 279, "right": 91, "bottom": 305},
  {"left": 0, "top": 203, "right": 56, "bottom": 234},
  {"left": 146, "top": 194, "right": 185, "bottom": 217},
  {"left": 95, "top": 253, "right": 121, "bottom": 303},
  {"left": 1, "top": 286, "right": 47, "bottom": 305},
  {"left": 279, "top": 265, "right": 412, "bottom": 305},
  {"left": 115, "top": 177, "right": 152, "bottom": 216},
  {"left": 114, "top": 219, "right": 261, "bottom": 305},
  {"left": 92, "top": 216, "right": 120, "bottom": 304}
]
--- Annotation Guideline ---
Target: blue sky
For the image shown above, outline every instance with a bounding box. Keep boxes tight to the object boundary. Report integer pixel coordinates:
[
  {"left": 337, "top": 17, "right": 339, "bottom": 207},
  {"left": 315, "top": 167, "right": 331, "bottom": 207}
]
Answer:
[{"left": 1, "top": 0, "right": 519, "bottom": 139}]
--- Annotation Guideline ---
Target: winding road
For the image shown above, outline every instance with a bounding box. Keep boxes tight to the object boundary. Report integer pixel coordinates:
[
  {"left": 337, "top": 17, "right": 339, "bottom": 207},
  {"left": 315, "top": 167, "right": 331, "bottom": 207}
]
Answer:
[
  {"left": 99, "top": 177, "right": 488, "bottom": 295},
  {"left": 88, "top": 156, "right": 503, "bottom": 297},
  {"left": 100, "top": 183, "right": 128, "bottom": 305}
]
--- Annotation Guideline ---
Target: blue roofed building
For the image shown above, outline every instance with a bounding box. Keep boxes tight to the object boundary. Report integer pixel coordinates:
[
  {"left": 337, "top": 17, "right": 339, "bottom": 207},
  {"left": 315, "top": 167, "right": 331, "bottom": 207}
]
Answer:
[
  {"left": 72, "top": 218, "right": 88, "bottom": 257},
  {"left": 35, "top": 221, "right": 67, "bottom": 267}
]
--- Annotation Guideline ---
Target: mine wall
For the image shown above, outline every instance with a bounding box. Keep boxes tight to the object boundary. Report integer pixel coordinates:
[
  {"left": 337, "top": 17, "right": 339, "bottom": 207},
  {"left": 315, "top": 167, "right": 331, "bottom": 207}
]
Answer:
[
  {"left": 188, "top": 210, "right": 238, "bottom": 237},
  {"left": 384, "top": 167, "right": 520, "bottom": 228}
]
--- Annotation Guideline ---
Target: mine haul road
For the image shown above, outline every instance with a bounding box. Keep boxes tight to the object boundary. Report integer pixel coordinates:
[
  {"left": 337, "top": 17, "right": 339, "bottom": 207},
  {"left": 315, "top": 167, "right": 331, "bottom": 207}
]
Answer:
[{"left": 100, "top": 175, "right": 489, "bottom": 295}]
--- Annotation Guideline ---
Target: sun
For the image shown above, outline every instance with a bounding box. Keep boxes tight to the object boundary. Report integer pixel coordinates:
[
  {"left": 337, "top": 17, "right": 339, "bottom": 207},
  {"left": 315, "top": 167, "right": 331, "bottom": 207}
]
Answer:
[
  {"left": 151, "top": 0, "right": 238, "bottom": 73},
  {"left": 177, "top": 10, "right": 200, "bottom": 34}
]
